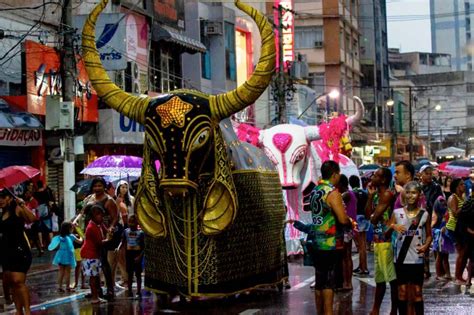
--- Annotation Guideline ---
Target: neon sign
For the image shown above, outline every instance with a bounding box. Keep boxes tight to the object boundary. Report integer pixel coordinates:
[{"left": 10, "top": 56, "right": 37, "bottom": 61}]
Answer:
[{"left": 274, "top": 0, "right": 294, "bottom": 70}]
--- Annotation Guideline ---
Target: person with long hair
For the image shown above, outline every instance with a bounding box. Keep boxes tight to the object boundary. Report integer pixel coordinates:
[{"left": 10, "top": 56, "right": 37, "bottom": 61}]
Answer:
[
  {"left": 115, "top": 180, "right": 135, "bottom": 222},
  {"left": 387, "top": 181, "right": 432, "bottom": 315},
  {"left": 49, "top": 221, "right": 83, "bottom": 292},
  {"left": 446, "top": 178, "right": 469, "bottom": 285},
  {"left": 443, "top": 176, "right": 453, "bottom": 201},
  {"left": 431, "top": 196, "right": 454, "bottom": 281},
  {"left": 0, "top": 189, "right": 37, "bottom": 314}
]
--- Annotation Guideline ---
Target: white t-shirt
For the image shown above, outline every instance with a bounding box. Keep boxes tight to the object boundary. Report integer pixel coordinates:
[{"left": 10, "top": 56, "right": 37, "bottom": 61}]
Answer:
[{"left": 393, "top": 207, "right": 428, "bottom": 264}]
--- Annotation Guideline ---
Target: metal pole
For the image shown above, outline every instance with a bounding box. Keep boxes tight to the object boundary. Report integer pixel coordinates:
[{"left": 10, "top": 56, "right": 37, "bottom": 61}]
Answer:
[
  {"left": 427, "top": 98, "right": 431, "bottom": 160},
  {"left": 61, "top": 0, "right": 76, "bottom": 221},
  {"left": 277, "top": 5, "right": 286, "bottom": 124},
  {"left": 409, "top": 87, "right": 413, "bottom": 162}
]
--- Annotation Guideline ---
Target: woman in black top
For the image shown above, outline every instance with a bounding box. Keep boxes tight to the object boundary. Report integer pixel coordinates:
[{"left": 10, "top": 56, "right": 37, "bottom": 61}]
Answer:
[{"left": 0, "top": 189, "right": 37, "bottom": 314}]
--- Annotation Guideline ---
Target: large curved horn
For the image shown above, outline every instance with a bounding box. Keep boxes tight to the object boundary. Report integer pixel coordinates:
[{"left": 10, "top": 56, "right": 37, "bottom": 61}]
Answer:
[
  {"left": 210, "top": 0, "right": 276, "bottom": 121},
  {"left": 346, "top": 96, "right": 365, "bottom": 126},
  {"left": 82, "top": 0, "right": 148, "bottom": 124}
]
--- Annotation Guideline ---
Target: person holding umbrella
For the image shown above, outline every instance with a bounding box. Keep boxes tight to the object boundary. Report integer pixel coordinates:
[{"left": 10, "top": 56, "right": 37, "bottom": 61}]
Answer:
[{"left": 0, "top": 189, "right": 37, "bottom": 314}]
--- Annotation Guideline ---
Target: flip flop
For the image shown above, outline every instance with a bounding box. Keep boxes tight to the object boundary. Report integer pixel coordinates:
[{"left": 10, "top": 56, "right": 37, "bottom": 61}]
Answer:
[{"left": 91, "top": 298, "right": 107, "bottom": 304}]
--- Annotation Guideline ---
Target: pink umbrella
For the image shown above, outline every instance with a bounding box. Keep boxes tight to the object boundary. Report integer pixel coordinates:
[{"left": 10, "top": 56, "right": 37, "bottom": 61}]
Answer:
[
  {"left": 445, "top": 165, "right": 471, "bottom": 178},
  {"left": 0, "top": 165, "right": 40, "bottom": 189}
]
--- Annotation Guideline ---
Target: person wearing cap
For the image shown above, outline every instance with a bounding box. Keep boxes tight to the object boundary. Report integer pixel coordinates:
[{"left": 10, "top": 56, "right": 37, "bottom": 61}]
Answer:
[
  {"left": 464, "top": 173, "right": 474, "bottom": 200},
  {"left": 419, "top": 164, "right": 443, "bottom": 280},
  {"left": 0, "top": 189, "right": 37, "bottom": 314}
]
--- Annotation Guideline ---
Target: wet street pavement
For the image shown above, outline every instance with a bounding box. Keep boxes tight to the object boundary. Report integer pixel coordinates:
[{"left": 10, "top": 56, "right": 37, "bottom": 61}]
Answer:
[{"left": 1, "top": 250, "right": 473, "bottom": 314}]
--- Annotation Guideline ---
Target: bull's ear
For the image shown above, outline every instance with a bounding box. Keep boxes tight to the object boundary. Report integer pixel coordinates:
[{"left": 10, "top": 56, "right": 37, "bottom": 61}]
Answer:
[
  {"left": 304, "top": 126, "right": 321, "bottom": 142},
  {"left": 202, "top": 125, "right": 238, "bottom": 235}
]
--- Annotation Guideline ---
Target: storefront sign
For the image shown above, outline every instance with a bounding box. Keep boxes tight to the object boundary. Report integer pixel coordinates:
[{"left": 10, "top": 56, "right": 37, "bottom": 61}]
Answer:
[
  {"left": 98, "top": 109, "right": 144, "bottom": 144},
  {"left": 24, "top": 41, "right": 98, "bottom": 122},
  {"left": 153, "top": 0, "right": 185, "bottom": 29},
  {"left": 274, "top": 0, "right": 294, "bottom": 70},
  {"left": 0, "top": 128, "right": 42, "bottom": 146},
  {"left": 74, "top": 13, "right": 127, "bottom": 71}
]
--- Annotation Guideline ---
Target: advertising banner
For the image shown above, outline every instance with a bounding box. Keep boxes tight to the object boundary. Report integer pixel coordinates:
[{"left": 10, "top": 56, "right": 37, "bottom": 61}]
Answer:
[
  {"left": 74, "top": 13, "right": 127, "bottom": 71},
  {"left": 153, "top": 0, "right": 185, "bottom": 29},
  {"left": 98, "top": 109, "right": 144, "bottom": 144}
]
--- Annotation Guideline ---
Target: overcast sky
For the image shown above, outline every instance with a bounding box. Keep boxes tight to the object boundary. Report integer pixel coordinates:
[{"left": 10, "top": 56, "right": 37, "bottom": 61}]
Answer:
[{"left": 387, "top": 0, "right": 431, "bottom": 53}]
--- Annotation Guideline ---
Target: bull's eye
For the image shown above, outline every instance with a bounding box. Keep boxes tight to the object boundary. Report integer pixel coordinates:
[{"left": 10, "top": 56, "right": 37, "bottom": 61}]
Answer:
[
  {"left": 291, "top": 146, "right": 307, "bottom": 163},
  {"left": 191, "top": 129, "right": 210, "bottom": 151}
]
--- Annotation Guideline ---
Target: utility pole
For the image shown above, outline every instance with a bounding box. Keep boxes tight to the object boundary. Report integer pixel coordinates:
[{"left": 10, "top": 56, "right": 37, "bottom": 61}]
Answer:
[
  {"left": 277, "top": 4, "right": 286, "bottom": 124},
  {"left": 61, "top": 0, "right": 76, "bottom": 221},
  {"left": 408, "top": 86, "right": 413, "bottom": 162}
]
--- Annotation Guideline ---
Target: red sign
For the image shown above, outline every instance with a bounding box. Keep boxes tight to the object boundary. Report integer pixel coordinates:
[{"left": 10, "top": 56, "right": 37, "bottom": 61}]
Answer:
[
  {"left": 274, "top": 0, "right": 294, "bottom": 70},
  {"left": 153, "top": 0, "right": 184, "bottom": 29},
  {"left": 24, "top": 40, "right": 98, "bottom": 122}
]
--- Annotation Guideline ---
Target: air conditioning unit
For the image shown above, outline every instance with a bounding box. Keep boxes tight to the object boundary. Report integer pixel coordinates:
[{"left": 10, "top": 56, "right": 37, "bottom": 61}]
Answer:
[
  {"left": 204, "top": 21, "right": 223, "bottom": 36},
  {"left": 314, "top": 41, "right": 323, "bottom": 48},
  {"left": 59, "top": 101, "right": 74, "bottom": 130},
  {"left": 125, "top": 61, "right": 141, "bottom": 94}
]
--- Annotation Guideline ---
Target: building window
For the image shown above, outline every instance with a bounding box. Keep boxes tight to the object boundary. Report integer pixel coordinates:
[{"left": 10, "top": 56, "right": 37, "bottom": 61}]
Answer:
[
  {"left": 468, "top": 106, "right": 474, "bottom": 116},
  {"left": 295, "top": 26, "right": 323, "bottom": 49},
  {"left": 225, "top": 22, "right": 236, "bottom": 81},
  {"left": 467, "top": 83, "right": 474, "bottom": 92},
  {"left": 200, "top": 20, "right": 211, "bottom": 80},
  {"left": 160, "top": 52, "right": 172, "bottom": 92}
]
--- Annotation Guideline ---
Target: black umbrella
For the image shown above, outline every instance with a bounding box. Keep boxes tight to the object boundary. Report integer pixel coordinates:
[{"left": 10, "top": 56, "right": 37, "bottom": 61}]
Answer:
[
  {"left": 414, "top": 160, "right": 433, "bottom": 172},
  {"left": 70, "top": 178, "right": 94, "bottom": 197},
  {"left": 359, "top": 164, "right": 380, "bottom": 170},
  {"left": 448, "top": 160, "right": 474, "bottom": 168}
]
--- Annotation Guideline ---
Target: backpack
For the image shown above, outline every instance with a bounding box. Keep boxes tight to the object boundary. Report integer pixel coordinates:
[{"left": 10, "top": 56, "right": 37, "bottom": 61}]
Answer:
[{"left": 353, "top": 188, "right": 368, "bottom": 216}]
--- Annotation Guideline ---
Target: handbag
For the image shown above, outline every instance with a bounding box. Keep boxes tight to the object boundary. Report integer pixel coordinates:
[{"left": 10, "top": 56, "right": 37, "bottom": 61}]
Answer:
[{"left": 301, "top": 238, "right": 315, "bottom": 266}]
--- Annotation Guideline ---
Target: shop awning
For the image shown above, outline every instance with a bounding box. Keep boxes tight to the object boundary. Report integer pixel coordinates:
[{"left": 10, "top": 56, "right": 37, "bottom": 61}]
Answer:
[
  {"left": 152, "top": 24, "right": 206, "bottom": 54},
  {"left": 0, "top": 99, "right": 43, "bottom": 129},
  {"left": 0, "top": 111, "right": 43, "bottom": 129}
]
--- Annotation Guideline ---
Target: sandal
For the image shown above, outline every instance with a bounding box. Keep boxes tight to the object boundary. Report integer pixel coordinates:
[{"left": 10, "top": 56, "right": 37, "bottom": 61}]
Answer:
[
  {"left": 67, "top": 288, "right": 76, "bottom": 293},
  {"left": 58, "top": 288, "right": 65, "bottom": 293},
  {"left": 91, "top": 298, "right": 107, "bottom": 304}
]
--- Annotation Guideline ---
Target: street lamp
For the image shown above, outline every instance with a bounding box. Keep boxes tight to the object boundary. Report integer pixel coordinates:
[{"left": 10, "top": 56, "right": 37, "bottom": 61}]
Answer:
[
  {"left": 386, "top": 99, "right": 394, "bottom": 107},
  {"left": 427, "top": 100, "right": 442, "bottom": 160},
  {"left": 297, "top": 89, "right": 340, "bottom": 120},
  {"left": 386, "top": 99, "right": 396, "bottom": 163}
]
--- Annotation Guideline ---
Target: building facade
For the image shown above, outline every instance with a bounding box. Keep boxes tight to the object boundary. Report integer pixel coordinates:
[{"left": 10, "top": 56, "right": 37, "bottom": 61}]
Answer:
[
  {"left": 430, "top": 0, "right": 474, "bottom": 71},
  {"left": 389, "top": 48, "right": 452, "bottom": 76},
  {"left": 290, "top": 0, "right": 361, "bottom": 121},
  {"left": 359, "top": 0, "right": 390, "bottom": 134}
]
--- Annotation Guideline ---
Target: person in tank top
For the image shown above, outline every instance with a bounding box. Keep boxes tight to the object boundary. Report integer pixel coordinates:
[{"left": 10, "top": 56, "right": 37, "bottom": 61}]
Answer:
[{"left": 386, "top": 181, "right": 432, "bottom": 315}]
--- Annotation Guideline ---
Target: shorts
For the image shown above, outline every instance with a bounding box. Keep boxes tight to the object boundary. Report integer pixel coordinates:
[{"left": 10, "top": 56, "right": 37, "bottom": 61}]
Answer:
[
  {"left": 312, "top": 250, "right": 340, "bottom": 290},
  {"left": 357, "top": 215, "right": 370, "bottom": 232},
  {"left": 396, "top": 263, "right": 424, "bottom": 285},
  {"left": 82, "top": 259, "right": 101, "bottom": 277},
  {"left": 2, "top": 247, "right": 32, "bottom": 274},
  {"left": 374, "top": 242, "right": 397, "bottom": 283}
]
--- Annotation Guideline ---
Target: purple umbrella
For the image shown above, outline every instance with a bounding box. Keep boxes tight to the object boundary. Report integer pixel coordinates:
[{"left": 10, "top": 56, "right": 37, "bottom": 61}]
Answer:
[{"left": 81, "top": 155, "right": 146, "bottom": 177}]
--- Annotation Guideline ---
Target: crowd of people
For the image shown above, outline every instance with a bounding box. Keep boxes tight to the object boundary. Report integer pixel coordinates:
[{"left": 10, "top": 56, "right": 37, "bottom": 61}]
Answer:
[
  {"left": 0, "top": 177, "right": 143, "bottom": 313},
  {"left": 1, "top": 159, "right": 474, "bottom": 314},
  {"left": 288, "top": 160, "right": 474, "bottom": 315}
]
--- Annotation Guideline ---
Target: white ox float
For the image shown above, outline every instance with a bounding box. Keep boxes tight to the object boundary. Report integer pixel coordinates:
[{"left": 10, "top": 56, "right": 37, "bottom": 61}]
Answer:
[{"left": 237, "top": 97, "right": 364, "bottom": 254}]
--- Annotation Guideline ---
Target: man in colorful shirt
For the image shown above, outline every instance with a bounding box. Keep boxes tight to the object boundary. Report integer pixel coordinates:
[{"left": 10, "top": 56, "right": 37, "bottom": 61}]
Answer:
[
  {"left": 366, "top": 167, "right": 397, "bottom": 315},
  {"left": 289, "top": 160, "right": 350, "bottom": 315}
]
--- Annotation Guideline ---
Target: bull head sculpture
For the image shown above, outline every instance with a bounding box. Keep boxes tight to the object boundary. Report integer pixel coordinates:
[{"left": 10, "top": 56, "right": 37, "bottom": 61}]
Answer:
[
  {"left": 258, "top": 97, "right": 364, "bottom": 189},
  {"left": 82, "top": 0, "right": 275, "bottom": 237}
]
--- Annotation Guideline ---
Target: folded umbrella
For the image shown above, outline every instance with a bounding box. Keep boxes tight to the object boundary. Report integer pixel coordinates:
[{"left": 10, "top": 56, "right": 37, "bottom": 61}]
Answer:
[{"left": 0, "top": 165, "right": 40, "bottom": 189}]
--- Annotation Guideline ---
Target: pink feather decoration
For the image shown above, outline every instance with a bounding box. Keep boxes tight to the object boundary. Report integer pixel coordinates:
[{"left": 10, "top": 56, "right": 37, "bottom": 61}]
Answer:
[{"left": 318, "top": 115, "right": 348, "bottom": 162}]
